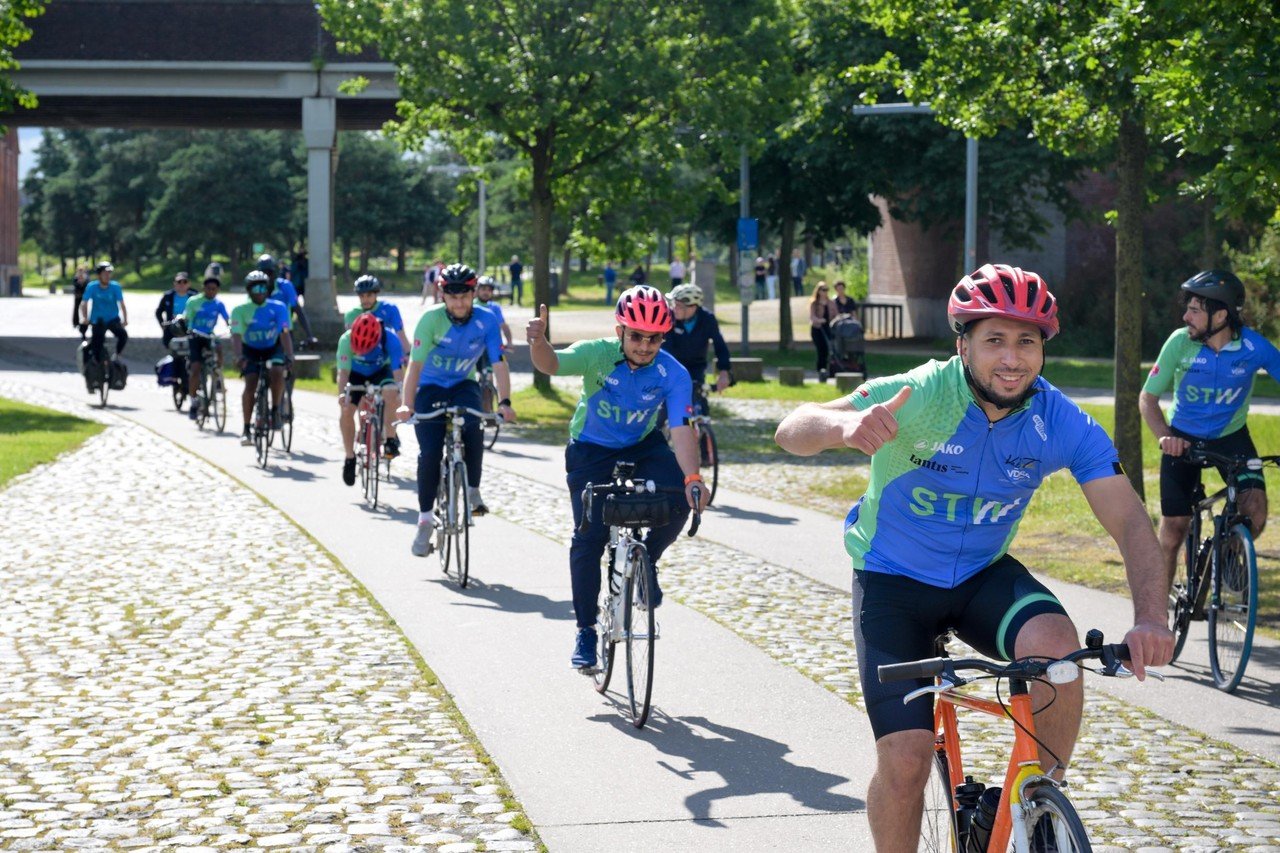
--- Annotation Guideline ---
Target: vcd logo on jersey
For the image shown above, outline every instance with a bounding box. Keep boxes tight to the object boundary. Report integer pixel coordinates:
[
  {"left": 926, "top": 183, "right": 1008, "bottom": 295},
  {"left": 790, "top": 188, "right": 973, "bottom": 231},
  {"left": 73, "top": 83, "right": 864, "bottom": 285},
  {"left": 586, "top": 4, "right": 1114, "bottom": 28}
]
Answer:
[
  {"left": 1033, "top": 414, "right": 1047, "bottom": 441},
  {"left": 913, "top": 438, "right": 964, "bottom": 455},
  {"left": 1004, "top": 456, "right": 1038, "bottom": 483}
]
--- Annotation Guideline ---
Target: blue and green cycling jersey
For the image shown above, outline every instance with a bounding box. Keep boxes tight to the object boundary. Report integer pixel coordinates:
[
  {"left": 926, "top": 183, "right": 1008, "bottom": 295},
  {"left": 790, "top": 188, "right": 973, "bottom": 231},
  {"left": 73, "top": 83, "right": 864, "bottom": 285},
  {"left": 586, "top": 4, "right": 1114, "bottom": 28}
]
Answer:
[
  {"left": 337, "top": 328, "right": 403, "bottom": 376},
  {"left": 274, "top": 278, "right": 298, "bottom": 308},
  {"left": 477, "top": 299, "right": 505, "bottom": 326},
  {"left": 182, "top": 293, "right": 229, "bottom": 336},
  {"left": 845, "top": 357, "right": 1120, "bottom": 588},
  {"left": 409, "top": 304, "right": 503, "bottom": 388},
  {"left": 555, "top": 338, "right": 692, "bottom": 448},
  {"left": 1142, "top": 327, "right": 1280, "bottom": 439},
  {"left": 344, "top": 300, "right": 405, "bottom": 332},
  {"left": 230, "top": 299, "right": 291, "bottom": 348}
]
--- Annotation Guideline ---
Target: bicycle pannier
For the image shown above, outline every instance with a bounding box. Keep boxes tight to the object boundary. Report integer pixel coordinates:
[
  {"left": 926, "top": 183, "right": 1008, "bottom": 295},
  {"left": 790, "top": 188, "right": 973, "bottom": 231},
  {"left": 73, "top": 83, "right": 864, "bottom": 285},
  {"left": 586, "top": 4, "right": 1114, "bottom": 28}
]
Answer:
[{"left": 601, "top": 493, "right": 670, "bottom": 528}]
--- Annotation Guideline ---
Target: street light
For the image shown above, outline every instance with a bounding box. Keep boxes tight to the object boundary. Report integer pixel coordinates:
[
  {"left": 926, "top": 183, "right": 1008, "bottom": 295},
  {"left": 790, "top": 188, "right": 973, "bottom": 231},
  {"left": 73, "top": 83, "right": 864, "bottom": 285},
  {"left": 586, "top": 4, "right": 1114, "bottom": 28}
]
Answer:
[
  {"left": 851, "top": 103, "right": 978, "bottom": 271},
  {"left": 426, "top": 164, "right": 487, "bottom": 272}
]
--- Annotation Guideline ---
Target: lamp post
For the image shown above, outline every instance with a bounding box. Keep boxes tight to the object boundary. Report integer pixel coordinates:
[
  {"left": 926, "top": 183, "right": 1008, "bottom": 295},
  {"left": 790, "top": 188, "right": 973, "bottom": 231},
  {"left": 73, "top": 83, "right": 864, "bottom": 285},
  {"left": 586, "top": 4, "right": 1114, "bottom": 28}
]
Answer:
[
  {"left": 426, "top": 164, "right": 487, "bottom": 272},
  {"left": 851, "top": 103, "right": 978, "bottom": 271}
]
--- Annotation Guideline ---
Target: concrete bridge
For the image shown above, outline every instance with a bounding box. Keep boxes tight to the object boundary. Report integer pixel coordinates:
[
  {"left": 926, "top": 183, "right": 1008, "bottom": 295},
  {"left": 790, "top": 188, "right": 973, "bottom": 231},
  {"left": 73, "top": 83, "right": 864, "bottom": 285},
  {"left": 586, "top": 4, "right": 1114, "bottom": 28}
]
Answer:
[{"left": 1, "top": 0, "right": 402, "bottom": 334}]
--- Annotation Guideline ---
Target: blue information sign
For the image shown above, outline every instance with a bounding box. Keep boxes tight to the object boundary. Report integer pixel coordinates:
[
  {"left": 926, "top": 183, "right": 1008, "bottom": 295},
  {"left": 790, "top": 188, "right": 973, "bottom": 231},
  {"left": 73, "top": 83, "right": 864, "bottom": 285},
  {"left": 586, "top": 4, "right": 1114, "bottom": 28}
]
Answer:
[{"left": 736, "top": 218, "right": 758, "bottom": 252}]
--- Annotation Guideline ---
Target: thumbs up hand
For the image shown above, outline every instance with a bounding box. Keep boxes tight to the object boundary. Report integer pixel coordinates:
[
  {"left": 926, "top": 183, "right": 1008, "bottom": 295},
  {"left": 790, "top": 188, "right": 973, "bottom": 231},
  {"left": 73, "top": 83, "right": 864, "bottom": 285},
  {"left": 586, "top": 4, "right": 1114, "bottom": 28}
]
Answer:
[
  {"left": 526, "top": 303, "right": 550, "bottom": 344},
  {"left": 844, "top": 386, "right": 911, "bottom": 455}
]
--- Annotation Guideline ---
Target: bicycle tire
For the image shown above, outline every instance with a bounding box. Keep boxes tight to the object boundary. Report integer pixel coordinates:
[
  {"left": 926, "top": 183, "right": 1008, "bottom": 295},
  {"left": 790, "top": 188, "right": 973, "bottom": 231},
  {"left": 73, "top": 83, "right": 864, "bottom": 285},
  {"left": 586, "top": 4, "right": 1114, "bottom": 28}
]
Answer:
[
  {"left": 358, "top": 415, "right": 372, "bottom": 498},
  {"left": 437, "top": 463, "right": 454, "bottom": 576},
  {"left": 368, "top": 417, "right": 382, "bottom": 510},
  {"left": 1208, "top": 523, "right": 1258, "bottom": 692},
  {"left": 699, "top": 423, "right": 719, "bottom": 506},
  {"left": 254, "top": 384, "right": 271, "bottom": 468},
  {"left": 1170, "top": 528, "right": 1203, "bottom": 663},
  {"left": 196, "top": 370, "right": 210, "bottom": 431},
  {"left": 919, "top": 750, "right": 957, "bottom": 853},
  {"left": 97, "top": 363, "right": 109, "bottom": 407},
  {"left": 1023, "top": 785, "right": 1092, "bottom": 852},
  {"left": 212, "top": 367, "right": 226, "bottom": 432},
  {"left": 453, "top": 461, "right": 470, "bottom": 587},
  {"left": 594, "top": 546, "right": 620, "bottom": 694},
  {"left": 280, "top": 380, "right": 294, "bottom": 452},
  {"left": 480, "top": 378, "right": 501, "bottom": 449},
  {"left": 172, "top": 376, "right": 186, "bottom": 412},
  {"left": 624, "top": 544, "right": 656, "bottom": 729}
]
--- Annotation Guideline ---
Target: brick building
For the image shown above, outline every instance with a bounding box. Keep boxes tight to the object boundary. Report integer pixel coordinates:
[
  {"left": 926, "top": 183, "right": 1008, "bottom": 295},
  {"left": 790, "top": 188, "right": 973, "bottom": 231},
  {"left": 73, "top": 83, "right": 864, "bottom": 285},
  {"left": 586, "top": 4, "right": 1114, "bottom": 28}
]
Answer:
[{"left": 0, "top": 130, "right": 17, "bottom": 294}]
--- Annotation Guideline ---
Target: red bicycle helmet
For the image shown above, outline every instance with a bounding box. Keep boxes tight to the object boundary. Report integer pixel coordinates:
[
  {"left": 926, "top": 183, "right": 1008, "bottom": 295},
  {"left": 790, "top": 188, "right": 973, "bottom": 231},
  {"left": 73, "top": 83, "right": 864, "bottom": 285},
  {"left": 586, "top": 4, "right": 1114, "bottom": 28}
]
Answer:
[
  {"left": 948, "top": 263, "right": 1059, "bottom": 340},
  {"left": 350, "top": 312, "right": 383, "bottom": 355},
  {"left": 615, "top": 285, "right": 672, "bottom": 333}
]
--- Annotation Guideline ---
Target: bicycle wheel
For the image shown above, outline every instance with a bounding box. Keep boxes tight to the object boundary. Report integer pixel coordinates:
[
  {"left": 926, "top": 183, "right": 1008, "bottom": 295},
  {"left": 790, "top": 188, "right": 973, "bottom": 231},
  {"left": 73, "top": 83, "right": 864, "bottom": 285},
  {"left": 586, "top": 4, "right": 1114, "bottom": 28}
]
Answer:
[
  {"left": 1208, "top": 523, "right": 1258, "bottom": 692},
  {"left": 97, "top": 362, "right": 109, "bottom": 407},
  {"left": 196, "top": 371, "right": 210, "bottom": 431},
  {"left": 1170, "top": 528, "right": 1203, "bottom": 663},
  {"left": 280, "top": 380, "right": 294, "bottom": 452},
  {"left": 212, "top": 366, "right": 227, "bottom": 432},
  {"left": 358, "top": 416, "right": 372, "bottom": 497},
  {"left": 452, "top": 461, "right": 471, "bottom": 588},
  {"left": 254, "top": 386, "right": 271, "bottom": 468},
  {"left": 594, "top": 547, "right": 620, "bottom": 694},
  {"left": 623, "top": 544, "right": 656, "bottom": 728},
  {"left": 919, "top": 750, "right": 957, "bottom": 853},
  {"left": 437, "top": 463, "right": 454, "bottom": 576},
  {"left": 480, "top": 379, "right": 501, "bottom": 449},
  {"left": 699, "top": 423, "right": 719, "bottom": 506},
  {"left": 1023, "top": 785, "right": 1091, "bottom": 852},
  {"left": 369, "top": 416, "right": 383, "bottom": 509},
  {"left": 171, "top": 373, "right": 187, "bottom": 411}
]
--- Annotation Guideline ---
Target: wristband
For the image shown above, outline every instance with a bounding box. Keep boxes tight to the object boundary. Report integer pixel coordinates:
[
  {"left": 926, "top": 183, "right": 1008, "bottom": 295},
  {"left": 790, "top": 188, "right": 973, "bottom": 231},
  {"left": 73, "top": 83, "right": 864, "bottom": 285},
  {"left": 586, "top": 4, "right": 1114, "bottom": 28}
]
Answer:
[
  {"left": 498, "top": 398, "right": 511, "bottom": 408},
  {"left": 684, "top": 474, "right": 704, "bottom": 486}
]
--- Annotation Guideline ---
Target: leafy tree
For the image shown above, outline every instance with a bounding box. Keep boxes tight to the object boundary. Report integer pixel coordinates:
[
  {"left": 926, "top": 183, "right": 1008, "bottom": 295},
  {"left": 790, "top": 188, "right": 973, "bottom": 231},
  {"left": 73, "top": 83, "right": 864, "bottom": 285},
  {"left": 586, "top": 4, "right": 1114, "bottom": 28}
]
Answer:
[
  {"left": 334, "top": 132, "right": 405, "bottom": 278},
  {"left": 319, "top": 0, "right": 782, "bottom": 388},
  {"left": 849, "top": 0, "right": 1202, "bottom": 495},
  {"left": 0, "top": 0, "right": 44, "bottom": 124}
]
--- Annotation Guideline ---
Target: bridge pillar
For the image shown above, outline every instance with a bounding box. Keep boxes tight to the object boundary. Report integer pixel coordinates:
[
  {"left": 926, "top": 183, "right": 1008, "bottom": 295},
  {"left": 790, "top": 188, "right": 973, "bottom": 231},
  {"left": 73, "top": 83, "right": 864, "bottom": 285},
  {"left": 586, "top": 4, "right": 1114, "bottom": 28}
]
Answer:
[{"left": 303, "top": 97, "right": 342, "bottom": 342}]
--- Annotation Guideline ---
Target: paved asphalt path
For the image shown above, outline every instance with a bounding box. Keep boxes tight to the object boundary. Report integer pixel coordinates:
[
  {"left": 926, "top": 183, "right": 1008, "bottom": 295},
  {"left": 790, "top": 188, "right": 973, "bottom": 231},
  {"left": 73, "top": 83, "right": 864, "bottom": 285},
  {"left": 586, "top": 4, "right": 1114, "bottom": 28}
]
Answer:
[{"left": 4, "top": 289, "right": 1280, "bottom": 849}]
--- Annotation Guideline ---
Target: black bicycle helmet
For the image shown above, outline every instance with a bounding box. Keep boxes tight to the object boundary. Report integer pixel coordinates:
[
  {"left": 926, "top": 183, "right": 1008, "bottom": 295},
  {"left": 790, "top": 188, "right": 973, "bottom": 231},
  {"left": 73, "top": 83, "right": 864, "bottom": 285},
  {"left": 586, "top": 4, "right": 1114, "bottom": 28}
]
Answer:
[
  {"left": 245, "top": 270, "right": 272, "bottom": 291},
  {"left": 1181, "top": 269, "right": 1244, "bottom": 322},
  {"left": 354, "top": 275, "right": 382, "bottom": 294},
  {"left": 255, "top": 254, "right": 278, "bottom": 275},
  {"left": 440, "top": 263, "right": 478, "bottom": 290}
]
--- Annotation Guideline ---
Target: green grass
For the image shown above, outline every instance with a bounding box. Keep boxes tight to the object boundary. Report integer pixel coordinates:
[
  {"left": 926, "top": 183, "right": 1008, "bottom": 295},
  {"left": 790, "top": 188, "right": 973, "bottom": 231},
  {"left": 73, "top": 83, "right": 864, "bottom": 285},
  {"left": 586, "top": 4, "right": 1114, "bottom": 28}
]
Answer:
[{"left": 0, "top": 398, "right": 105, "bottom": 488}]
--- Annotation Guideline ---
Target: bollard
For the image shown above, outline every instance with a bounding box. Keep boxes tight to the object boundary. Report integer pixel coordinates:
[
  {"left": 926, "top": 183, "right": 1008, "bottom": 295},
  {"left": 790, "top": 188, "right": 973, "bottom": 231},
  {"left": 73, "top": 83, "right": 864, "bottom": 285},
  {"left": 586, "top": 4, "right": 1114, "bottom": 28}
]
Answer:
[
  {"left": 293, "top": 353, "right": 322, "bottom": 380},
  {"left": 835, "top": 372, "right": 866, "bottom": 392},
  {"left": 729, "top": 357, "right": 764, "bottom": 382},
  {"left": 778, "top": 366, "right": 806, "bottom": 387}
]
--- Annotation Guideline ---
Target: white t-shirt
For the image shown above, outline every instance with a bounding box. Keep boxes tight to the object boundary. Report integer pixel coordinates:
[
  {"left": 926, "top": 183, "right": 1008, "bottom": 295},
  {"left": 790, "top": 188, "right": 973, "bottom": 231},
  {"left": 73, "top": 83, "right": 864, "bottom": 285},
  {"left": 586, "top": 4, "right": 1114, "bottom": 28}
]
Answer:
[{"left": 669, "top": 260, "right": 685, "bottom": 279}]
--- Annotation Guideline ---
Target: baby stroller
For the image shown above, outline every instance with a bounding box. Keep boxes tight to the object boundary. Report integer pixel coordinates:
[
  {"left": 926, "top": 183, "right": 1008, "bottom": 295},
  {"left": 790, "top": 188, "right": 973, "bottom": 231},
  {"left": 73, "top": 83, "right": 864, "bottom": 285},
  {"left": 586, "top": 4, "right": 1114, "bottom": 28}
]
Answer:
[{"left": 827, "top": 314, "right": 867, "bottom": 377}]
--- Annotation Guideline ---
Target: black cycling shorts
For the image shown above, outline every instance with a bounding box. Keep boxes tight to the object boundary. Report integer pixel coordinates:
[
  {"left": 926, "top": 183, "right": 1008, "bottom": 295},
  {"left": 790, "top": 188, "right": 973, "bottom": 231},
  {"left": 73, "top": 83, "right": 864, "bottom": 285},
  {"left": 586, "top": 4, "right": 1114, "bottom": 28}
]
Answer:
[
  {"left": 1160, "top": 425, "right": 1265, "bottom": 517},
  {"left": 241, "top": 342, "right": 285, "bottom": 376},
  {"left": 852, "top": 555, "right": 1068, "bottom": 740},
  {"left": 347, "top": 367, "right": 396, "bottom": 406}
]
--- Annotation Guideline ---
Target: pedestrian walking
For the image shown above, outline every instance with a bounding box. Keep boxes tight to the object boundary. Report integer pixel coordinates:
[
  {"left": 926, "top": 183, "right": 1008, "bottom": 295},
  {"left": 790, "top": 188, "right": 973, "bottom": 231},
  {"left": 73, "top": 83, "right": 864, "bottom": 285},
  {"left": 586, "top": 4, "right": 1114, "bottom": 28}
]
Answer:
[
  {"left": 70, "top": 266, "right": 89, "bottom": 339},
  {"left": 791, "top": 250, "right": 807, "bottom": 297}
]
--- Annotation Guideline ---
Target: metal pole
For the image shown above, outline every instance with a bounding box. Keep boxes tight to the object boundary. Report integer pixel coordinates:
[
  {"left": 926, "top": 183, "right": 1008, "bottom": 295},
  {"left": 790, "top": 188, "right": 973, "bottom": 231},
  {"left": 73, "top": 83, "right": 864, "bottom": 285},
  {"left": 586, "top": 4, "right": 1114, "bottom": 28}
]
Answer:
[
  {"left": 964, "top": 137, "right": 978, "bottom": 271},
  {"left": 478, "top": 178, "right": 487, "bottom": 274},
  {"left": 739, "top": 145, "right": 750, "bottom": 356}
]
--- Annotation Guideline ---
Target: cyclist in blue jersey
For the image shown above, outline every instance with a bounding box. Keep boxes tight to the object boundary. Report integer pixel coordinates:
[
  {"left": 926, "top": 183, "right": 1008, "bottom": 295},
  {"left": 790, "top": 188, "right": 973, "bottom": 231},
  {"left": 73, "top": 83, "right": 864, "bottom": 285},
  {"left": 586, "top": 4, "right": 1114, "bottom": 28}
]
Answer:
[
  {"left": 776, "top": 263, "right": 1173, "bottom": 852},
  {"left": 181, "top": 275, "right": 231, "bottom": 420},
  {"left": 257, "top": 254, "right": 317, "bottom": 345},
  {"left": 231, "top": 270, "right": 294, "bottom": 445},
  {"left": 338, "top": 312, "right": 404, "bottom": 485},
  {"left": 527, "top": 285, "right": 711, "bottom": 669},
  {"left": 1139, "top": 269, "right": 1280, "bottom": 588},
  {"left": 475, "top": 276, "right": 514, "bottom": 351},
  {"left": 80, "top": 262, "right": 129, "bottom": 364},
  {"left": 345, "top": 275, "right": 410, "bottom": 388},
  {"left": 398, "top": 263, "right": 515, "bottom": 556},
  {"left": 662, "top": 283, "right": 732, "bottom": 413}
]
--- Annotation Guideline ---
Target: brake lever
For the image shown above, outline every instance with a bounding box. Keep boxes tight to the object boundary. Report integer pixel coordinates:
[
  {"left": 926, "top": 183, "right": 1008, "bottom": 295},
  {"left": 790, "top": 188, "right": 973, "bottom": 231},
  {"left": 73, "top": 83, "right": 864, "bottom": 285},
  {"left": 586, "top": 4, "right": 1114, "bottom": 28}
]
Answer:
[{"left": 902, "top": 676, "right": 964, "bottom": 705}]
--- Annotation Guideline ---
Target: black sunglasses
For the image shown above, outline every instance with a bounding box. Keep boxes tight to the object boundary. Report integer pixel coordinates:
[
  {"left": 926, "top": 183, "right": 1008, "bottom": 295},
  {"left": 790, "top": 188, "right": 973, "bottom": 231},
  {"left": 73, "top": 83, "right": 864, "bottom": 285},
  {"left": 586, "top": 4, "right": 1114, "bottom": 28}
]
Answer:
[{"left": 441, "top": 285, "right": 474, "bottom": 296}]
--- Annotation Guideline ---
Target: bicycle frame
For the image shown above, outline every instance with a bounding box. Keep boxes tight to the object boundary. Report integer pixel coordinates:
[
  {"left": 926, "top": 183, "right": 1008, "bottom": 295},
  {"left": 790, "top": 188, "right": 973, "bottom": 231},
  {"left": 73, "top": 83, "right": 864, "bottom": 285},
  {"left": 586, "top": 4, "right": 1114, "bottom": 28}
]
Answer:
[{"left": 932, "top": 679, "right": 1050, "bottom": 852}]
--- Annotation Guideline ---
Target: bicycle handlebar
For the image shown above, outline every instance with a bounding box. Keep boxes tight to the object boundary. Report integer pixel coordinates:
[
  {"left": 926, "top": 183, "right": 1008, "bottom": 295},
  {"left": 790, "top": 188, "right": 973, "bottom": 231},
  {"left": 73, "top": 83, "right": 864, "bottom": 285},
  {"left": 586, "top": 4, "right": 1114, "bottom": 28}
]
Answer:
[
  {"left": 397, "top": 406, "right": 499, "bottom": 426},
  {"left": 878, "top": 631, "right": 1135, "bottom": 685},
  {"left": 1185, "top": 444, "right": 1280, "bottom": 473}
]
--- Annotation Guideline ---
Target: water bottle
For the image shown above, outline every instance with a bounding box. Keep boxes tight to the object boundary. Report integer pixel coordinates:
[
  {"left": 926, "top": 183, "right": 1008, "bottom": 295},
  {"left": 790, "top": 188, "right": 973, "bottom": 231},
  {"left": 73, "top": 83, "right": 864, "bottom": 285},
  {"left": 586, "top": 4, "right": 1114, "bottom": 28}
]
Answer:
[
  {"left": 966, "top": 786, "right": 1002, "bottom": 853},
  {"left": 953, "top": 776, "right": 985, "bottom": 847}
]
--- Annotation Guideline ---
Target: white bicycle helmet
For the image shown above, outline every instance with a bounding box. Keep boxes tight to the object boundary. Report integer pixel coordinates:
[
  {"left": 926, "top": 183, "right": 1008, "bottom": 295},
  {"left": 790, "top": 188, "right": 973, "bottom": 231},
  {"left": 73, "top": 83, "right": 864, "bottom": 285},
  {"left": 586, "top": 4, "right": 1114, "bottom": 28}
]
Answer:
[{"left": 669, "top": 283, "right": 704, "bottom": 306}]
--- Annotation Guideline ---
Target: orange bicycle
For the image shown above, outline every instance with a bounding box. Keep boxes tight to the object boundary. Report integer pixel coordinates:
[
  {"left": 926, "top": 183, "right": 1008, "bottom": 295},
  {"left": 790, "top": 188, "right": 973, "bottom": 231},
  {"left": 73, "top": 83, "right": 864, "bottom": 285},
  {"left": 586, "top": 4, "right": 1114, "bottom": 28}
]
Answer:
[{"left": 878, "top": 629, "right": 1160, "bottom": 852}]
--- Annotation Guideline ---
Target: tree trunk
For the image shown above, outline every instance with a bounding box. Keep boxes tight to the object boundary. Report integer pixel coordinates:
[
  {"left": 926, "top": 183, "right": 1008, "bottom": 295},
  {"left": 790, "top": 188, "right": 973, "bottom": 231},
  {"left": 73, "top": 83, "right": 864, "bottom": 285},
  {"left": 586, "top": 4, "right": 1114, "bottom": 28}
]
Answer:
[
  {"left": 778, "top": 214, "right": 797, "bottom": 352},
  {"left": 1114, "top": 110, "right": 1148, "bottom": 499},
  {"left": 560, "top": 245, "right": 572, "bottom": 295},
  {"left": 531, "top": 134, "right": 555, "bottom": 392},
  {"left": 1200, "top": 200, "right": 1222, "bottom": 269},
  {"left": 342, "top": 240, "right": 351, "bottom": 285},
  {"left": 396, "top": 240, "right": 407, "bottom": 274},
  {"left": 359, "top": 238, "right": 370, "bottom": 275}
]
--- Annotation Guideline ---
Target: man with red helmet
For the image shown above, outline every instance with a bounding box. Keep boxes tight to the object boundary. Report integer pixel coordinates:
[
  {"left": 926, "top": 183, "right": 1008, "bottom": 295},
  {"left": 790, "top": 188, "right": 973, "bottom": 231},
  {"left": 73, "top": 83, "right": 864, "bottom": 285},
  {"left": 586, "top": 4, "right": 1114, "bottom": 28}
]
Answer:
[
  {"left": 776, "top": 263, "right": 1173, "bottom": 851},
  {"left": 336, "top": 312, "right": 405, "bottom": 486},
  {"left": 527, "top": 285, "right": 711, "bottom": 670}
]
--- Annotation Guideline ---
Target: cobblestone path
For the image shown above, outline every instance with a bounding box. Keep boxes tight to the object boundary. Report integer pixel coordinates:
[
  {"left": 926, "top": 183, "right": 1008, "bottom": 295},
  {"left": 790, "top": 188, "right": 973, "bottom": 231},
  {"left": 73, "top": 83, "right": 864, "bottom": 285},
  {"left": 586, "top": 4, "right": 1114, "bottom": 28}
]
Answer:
[{"left": 0, "top": 382, "right": 538, "bottom": 853}]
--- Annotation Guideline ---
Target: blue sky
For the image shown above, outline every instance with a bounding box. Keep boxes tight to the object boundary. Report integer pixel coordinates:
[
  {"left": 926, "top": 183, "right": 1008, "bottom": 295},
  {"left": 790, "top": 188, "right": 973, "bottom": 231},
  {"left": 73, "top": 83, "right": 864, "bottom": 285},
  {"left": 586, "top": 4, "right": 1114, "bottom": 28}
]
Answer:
[{"left": 18, "top": 127, "right": 40, "bottom": 180}]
